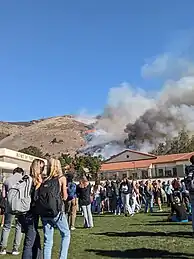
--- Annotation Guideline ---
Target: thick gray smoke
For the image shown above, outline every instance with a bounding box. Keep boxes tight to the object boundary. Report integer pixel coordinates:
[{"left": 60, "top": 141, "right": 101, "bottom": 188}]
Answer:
[{"left": 76, "top": 55, "right": 194, "bottom": 158}]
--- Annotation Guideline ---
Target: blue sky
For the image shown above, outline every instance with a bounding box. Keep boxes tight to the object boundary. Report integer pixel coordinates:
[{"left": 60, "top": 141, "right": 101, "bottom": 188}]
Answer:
[{"left": 0, "top": 0, "right": 194, "bottom": 121}]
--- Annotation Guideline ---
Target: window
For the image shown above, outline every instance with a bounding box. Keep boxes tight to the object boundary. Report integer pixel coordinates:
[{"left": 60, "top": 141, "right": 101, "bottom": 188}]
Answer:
[
  {"left": 132, "top": 173, "right": 137, "bottom": 179},
  {"left": 126, "top": 155, "right": 130, "bottom": 158},
  {"left": 158, "top": 169, "right": 163, "bottom": 177},
  {"left": 173, "top": 167, "right": 177, "bottom": 177},
  {"left": 142, "top": 170, "right": 148, "bottom": 179},
  {"left": 165, "top": 170, "right": 172, "bottom": 177}
]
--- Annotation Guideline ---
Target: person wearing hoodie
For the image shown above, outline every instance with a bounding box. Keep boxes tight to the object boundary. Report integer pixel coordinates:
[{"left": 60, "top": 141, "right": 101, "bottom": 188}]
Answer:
[{"left": 119, "top": 178, "right": 133, "bottom": 216}]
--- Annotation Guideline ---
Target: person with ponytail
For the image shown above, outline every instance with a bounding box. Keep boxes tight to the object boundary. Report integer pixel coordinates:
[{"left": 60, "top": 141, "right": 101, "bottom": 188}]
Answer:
[{"left": 18, "top": 159, "right": 45, "bottom": 259}]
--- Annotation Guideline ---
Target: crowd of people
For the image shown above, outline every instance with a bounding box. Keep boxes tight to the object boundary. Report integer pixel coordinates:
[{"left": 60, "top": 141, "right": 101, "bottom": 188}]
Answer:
[{"left": 0, "top": 155, "right": 194, "bottom": 258}]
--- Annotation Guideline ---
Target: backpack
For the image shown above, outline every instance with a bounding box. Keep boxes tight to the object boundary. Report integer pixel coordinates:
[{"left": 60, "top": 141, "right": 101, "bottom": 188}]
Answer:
[
  {"left": 185, "top": 165, "right": 194, "bottom": 193},
  {"left": 35, "top": 177, "right": 63, "bottom": 218},
  {"left": 7, "top": 175, "right": 32, "bottom": 215},
  {"left": 67, "top": 182, "right": 76, "bottom": 200}
]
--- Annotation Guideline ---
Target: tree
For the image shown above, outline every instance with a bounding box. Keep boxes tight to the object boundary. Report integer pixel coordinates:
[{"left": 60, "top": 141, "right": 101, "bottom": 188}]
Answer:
[
  {"left": 73, "top": 155, "right": 102, "bottom": 180},
  {"left": 188, "top": 135, "right": 194, "bottom": 152},
  {"left": 58, "top": 153, "right": 74, "bottom": 169},
  {"left": 152, "top": 129, "right": 194, "bottom": 155},
  {"left": 18, "top": 146, "right": 44, "bottom": 158},
  {"left": 152, "top": 142, "right": 166, "bottom": 155}
]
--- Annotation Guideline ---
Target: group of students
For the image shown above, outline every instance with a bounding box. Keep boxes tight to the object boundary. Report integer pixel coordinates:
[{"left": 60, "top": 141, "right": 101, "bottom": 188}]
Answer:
[
  {"left": 0, "top": 158, "right": 70, "bottom": 259},
  {"left": 76, "top": 155, "right": 194, "bottom": 226},
  {"left": 1, "top": 155, "right": 194, "bottom": 259}
]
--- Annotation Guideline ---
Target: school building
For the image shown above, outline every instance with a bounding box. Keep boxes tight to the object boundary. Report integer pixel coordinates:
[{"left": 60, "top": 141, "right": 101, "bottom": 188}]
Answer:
[
  {"left": 100, "top": 149, "right": 194, "bottom": 180},
  {"left": 0, "top": 148, "right": 47, "bottom": 182}
]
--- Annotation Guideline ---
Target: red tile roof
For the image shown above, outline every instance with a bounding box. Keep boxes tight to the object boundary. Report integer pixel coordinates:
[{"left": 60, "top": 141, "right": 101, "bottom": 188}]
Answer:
[
  {"left": 152, "top": 153, "right": 191, "bottom": 164},
  {"left": 100, "top": 151, "right": 194, "bottom": 172},
  {"left": 101, "top": 160, "right": 153, "bottom": 172}
]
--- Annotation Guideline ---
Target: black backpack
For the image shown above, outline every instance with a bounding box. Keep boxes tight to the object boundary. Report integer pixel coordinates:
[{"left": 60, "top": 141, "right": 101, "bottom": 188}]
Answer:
[{"left": 35, "top": 177, "right": 63, "bottom": 218}]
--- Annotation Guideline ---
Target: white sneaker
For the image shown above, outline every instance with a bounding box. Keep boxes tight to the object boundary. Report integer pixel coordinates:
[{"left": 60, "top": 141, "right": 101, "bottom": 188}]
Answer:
[
  {"left": 12, "top": 249, "right": 20, "bottom": 256},
  {"left": 70, "top": 227, "right": 76, "bottom": 231},
  {"left": 0, "top": 249, "right": 6, "bottom": 255}
]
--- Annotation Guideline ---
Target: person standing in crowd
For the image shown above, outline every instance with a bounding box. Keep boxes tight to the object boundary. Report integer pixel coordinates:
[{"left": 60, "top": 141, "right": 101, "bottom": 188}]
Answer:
[
  {"left": 144, "top": 180, "right": 154, "bottom": 213},
  {"left": 39, "top": 158, "right": 70, "bottom": 259},
  {"left": 165, "top": 180, "right": 173, "bottom": 207},
  {"left": 181, "top": 179, "right": 191, "bottom": 213},
  {"left": 105, "top": 181, "right": 113, "bottom": 212},
  {"left": 185, "top": 155, "right": 194, "bottom": 234},
  {"left": 66, "top": 173, "right": 77, "bottom": 230},
  {"left": 115, "top": 179, "right": 122, "bottom": 215},
  {"left": 139, "top": 181, "right": 146, "bottom": 206},
  {"left": 0, "top": 167, "right": 24, "bottom": 255},
  {"left": 18, "top": 159, "right": 45, "bottom": 259},
  {"left": 111, "top": 180, "right": 121, "bottom": 215},
  {"left": 120, "top": 177, "right": 133, "bottom": 216},
  {"left": 91, "top": 180, "right": 103, "bottom": 215},
  {"left": 153, "top": 181, "right": 163, "bottom": 212},
  {"left": 131, "top": 181, "right": 141, "bottom": 214},
  {"left": 77, "top": 176, "right": 93, "bottom": 228}
]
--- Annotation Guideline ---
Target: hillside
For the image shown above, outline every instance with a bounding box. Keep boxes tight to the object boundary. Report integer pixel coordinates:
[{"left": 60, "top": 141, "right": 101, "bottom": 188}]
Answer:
[{"left": 0, "top": 116, "right": 88, "bottom": 156}]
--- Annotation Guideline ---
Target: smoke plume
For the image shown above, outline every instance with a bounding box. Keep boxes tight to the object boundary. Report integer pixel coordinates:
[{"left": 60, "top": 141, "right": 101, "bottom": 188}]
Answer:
[{"left": 77, "top": 53, "right": 194, "bottom": 159}]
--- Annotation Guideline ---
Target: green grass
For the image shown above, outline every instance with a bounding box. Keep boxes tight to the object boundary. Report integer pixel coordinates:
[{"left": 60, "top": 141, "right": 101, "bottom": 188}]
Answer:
[{"left": 1, "top": 211, "right": 194, "bottom": 259}]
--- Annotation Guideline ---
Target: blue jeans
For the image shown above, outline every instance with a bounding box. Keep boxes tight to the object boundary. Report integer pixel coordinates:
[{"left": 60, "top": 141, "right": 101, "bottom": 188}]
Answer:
[
  {"left": 145, "top": 197, "right": 153, "bottom": 213},
  {"left": 42, "top": 213, "right": 70, "bottom": 259},
  {"left": 171, "top": 215, "right": 188, "bottom": 223},
  {"left": 0, "top": 213, "right": 22, "bottom": 250},
  {"left": 92, "top": 197, "right": 101, "bottom": 214},
  {"left": 190, "top": 194, "right": 194, "bottom": 231},
  {"left": 18, "top": 214, "right": 41, "bottom": 259},
  {"left": 116, "top": 196, "right": 122, "bottom": 214}
]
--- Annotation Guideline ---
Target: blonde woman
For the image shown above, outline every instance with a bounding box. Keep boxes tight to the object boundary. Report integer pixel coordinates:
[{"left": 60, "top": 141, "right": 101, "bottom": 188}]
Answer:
[
  {"left": 144, "top": 180, "right": 154, "bottom": 213},
  {"left": 77, "top": 176, "right": 93, "bottom": 228},
  {"left": 18, "top": 159, "right": 45, "bottom": 259},
  {"left": 38, "top": 158, "right": 70, "bottom": 259}
]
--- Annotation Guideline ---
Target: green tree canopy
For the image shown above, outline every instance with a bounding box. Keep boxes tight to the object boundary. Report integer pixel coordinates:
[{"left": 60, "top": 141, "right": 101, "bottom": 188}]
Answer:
[
  {"left": 18, "top": 146, "right": 44, "bottom": 158},
  {"left": 58, "top": 153, "right": 102, "bottom": 180},
  {"left": 58, "top": 153, "right": 74, "bottom": 169},
  {"left": 152, "top": 129, "right": 194, "bottom": 155}
]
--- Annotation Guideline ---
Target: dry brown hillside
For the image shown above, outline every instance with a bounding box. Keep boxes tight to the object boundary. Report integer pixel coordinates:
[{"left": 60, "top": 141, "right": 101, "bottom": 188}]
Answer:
[
  {"left": 0, "top": 116, "right": 88, "bottom": 156},
  {"left": 0, "top": 122, "right": 26, "bottom": 141}
]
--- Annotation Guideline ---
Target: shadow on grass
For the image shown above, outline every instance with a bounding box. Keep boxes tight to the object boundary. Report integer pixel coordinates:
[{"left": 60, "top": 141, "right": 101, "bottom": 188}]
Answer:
[
  {"left": 94, "top": 231, "right": 192, "bottom": 238},
  {"left": 129, "top": 221, "right": 191, "bottom": 226},
  {"left": 150, "top": 213, "right": 169, "bottom": 217},
  {"left": 86, "top": 248, "right": 193, "bottom": 258}
]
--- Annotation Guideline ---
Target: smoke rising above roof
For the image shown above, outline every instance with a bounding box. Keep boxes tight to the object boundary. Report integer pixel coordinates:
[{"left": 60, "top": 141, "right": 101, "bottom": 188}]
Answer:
[{"left": 77, "top": 49, "right": 194, "bottom": 159}]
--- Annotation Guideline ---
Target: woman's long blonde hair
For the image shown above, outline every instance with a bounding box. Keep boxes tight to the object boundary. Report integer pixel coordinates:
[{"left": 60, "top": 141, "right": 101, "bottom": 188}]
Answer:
[
  {"left": 47, "top": 158, "right": 63, "bottom": 178},
  {"left": 30, "top": 159, "right": 45, "bottom": 188}
]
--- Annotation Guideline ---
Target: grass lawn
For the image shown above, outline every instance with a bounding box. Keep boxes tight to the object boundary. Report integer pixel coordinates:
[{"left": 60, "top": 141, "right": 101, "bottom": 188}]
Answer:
[{"left": 1, "top": 211, "right": 194, "bottom": 259}]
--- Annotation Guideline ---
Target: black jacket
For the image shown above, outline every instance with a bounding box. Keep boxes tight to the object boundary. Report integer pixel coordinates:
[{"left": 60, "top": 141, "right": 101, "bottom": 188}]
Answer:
[
  {"left": 119, "top": 181, "right": 132, "bottom": 195},
  {"left": 77, "top": 184, "right": 91, "bottom": 206}
]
